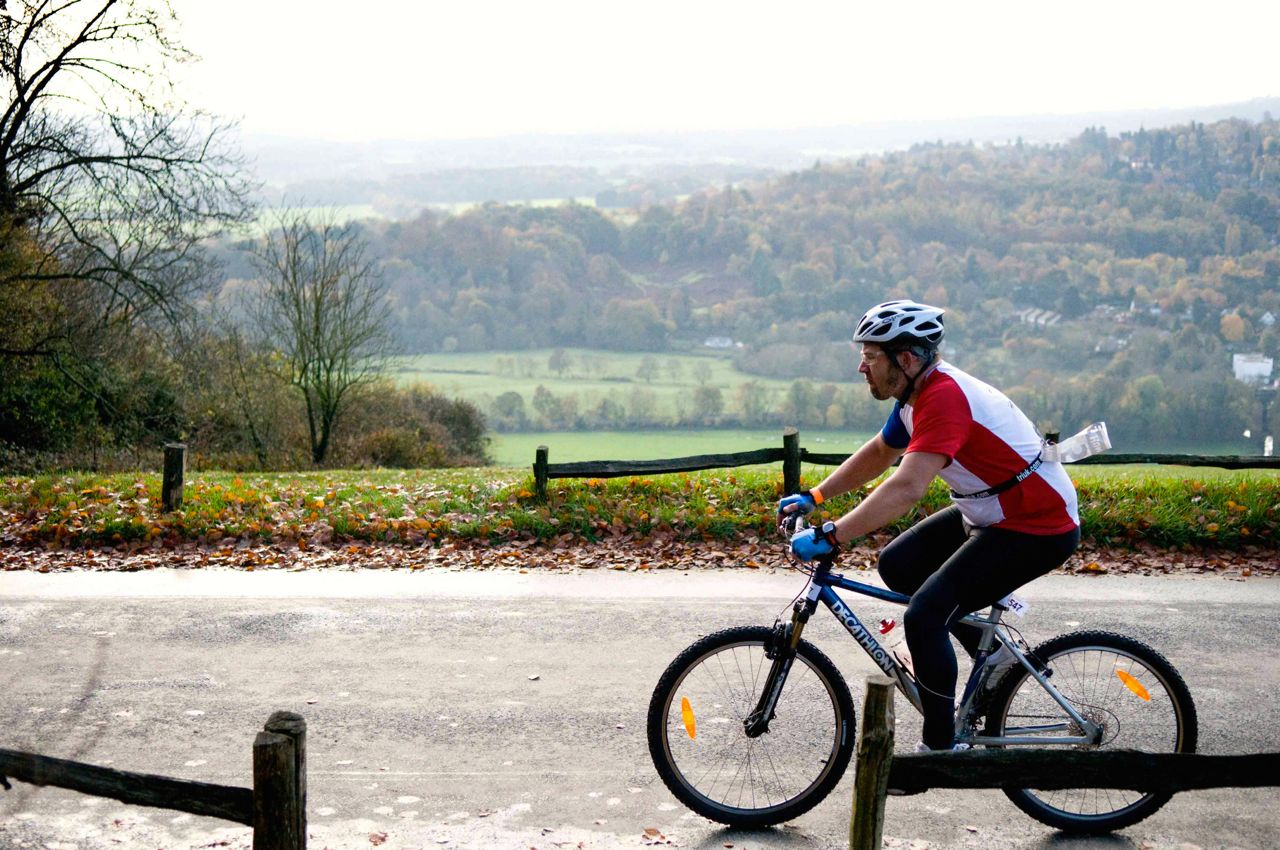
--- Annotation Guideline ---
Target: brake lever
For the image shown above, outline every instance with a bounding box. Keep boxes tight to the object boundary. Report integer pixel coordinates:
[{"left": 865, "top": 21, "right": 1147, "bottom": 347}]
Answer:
[{"left": 777, "top": 512, "right": 810, "bottom": 539}]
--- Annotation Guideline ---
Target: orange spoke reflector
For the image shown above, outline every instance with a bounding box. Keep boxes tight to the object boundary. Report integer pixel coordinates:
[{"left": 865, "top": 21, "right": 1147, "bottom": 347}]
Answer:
[
  {"left": 1116, "top": 669, "right": 1151, "bottom": 701},
  {"left": 680, "top": 696, "right": 697, "bottom": 739}
]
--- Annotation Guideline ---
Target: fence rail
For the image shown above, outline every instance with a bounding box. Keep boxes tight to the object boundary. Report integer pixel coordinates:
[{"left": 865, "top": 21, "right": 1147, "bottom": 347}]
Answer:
[
  {"left": 848, "top": 677, "right": 1280, "bottom": 850},
  {"left": 533, "top": 429, "right": 1280, "bottom": 498},
  {"left": 0, "top": 711, "right": 306, "bottom": 850},
  {"left": 1075, "top": 453, "right": 1280, "bottom": 469},
  {"left": 888, "top": 748, "right": 1280, "bottom": 794},
  {"left": 0, "top": 749, "right": 252, "bottom": 823}
]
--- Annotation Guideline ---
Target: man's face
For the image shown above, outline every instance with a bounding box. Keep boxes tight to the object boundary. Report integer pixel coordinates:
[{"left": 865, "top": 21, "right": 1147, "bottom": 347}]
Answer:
[{"left": 857, "top": 343, "right": 904, "bottom": 401}]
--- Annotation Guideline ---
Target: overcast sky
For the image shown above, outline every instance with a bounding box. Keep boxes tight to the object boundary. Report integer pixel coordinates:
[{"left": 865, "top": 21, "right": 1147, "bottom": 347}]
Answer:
[{"left": 172, "top": 0, "right": 1278, "bottom": 142}]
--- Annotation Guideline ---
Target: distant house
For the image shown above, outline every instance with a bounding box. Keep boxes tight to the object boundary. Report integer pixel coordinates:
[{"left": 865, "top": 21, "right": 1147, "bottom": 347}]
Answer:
[
  {"left": 1094, "top": 337, "right": 1127, "bottom": 355},
  {"left": 704, "top": 337, "right": 734, "bottom": 349},
  {"left": 1016, "top": 308, "right": 1061, "bottom": 327},
  {"left": 1262, "top": 311, "right": 1276, "bottom": 328},
  {"left": 1233, "top": 353, "right": 1274, "bottom": 385}
]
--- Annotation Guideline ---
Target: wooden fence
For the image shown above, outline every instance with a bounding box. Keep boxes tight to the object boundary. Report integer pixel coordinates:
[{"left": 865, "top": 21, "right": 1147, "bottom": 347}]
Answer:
[
  {"left": 0, "top": 710, "right": 307, "bottom": 850},
  {"left": 532, "top": 429, "right": 1280, "bottom": 498},
  {"left": 848, "top": 677, "right": 1280, "bottom": 850}
]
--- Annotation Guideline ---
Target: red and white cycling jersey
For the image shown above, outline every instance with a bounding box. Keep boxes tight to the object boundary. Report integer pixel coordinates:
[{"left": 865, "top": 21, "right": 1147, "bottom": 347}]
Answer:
[{"left": 880, "top": 361, "right": 1079, "bottom": 534}]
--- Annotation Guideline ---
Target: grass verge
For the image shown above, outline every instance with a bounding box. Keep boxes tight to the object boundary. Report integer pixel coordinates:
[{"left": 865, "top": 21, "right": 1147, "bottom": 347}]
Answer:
[{"left": 1, "top": 465, "right": 1278, "bottom": 553}]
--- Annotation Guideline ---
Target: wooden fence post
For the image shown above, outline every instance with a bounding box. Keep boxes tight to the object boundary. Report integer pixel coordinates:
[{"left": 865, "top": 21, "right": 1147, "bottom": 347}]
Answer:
[
  {"left": 849, "top": 676, "right": 895, "bottom": 850},
  {"left": 253, "top": 712, "right": 306, "bottom": 850},
  {"left": 162, "top": 443, "right": 186, "bottom": 511},
  {"left": 783, "top": 427, "right": 801, "bottom": 495},
  {"left": 534, "top": 445, "right": 549, "bottom": 499}
]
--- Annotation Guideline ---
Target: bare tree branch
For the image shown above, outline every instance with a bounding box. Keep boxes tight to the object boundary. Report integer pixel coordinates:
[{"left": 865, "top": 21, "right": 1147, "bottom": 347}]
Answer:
[
  {"left": 0, "top": 0, "right": 254, "bottom": 338},
  {"left": 251, "top": 209, "right": 395, "bottom": 465}
]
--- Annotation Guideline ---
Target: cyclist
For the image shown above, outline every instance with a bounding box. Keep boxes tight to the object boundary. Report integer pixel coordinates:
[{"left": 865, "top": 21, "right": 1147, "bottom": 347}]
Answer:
[{"left": 778, "top": 299, "right": 1080, "bottom": 752}]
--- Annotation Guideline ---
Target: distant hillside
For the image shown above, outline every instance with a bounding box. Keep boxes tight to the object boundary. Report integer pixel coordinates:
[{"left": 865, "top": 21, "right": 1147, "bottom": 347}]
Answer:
[
  {"left": 242, "top": 97, "right": 1280, "bottom": 210},
  {"left": 217, "top": 113, "right": 1280, "bottom": 449}
]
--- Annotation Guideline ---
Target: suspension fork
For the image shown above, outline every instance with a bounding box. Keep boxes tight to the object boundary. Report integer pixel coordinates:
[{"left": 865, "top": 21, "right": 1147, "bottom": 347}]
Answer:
[{"left": 743, "top": 573, "right": 823, "bottom": 738}]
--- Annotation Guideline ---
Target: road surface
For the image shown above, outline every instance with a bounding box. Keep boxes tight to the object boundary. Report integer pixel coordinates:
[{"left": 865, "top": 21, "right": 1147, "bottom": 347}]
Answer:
[{"left": 1, "top": 567, "right": 1276, "bottom": 849}]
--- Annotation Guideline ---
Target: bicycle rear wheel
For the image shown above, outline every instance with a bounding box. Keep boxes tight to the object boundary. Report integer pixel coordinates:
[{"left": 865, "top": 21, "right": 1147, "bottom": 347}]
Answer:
[
  {"left": 647, "top": 625, "right": 855, "bottom": 827},
  {"left": 983, "top": 629, "right": 1197, "bottom": 833}
]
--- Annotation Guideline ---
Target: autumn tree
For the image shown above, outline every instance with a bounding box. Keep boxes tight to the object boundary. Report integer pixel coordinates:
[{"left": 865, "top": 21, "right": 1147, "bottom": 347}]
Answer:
[
  {"left": 1220, "top": 312, "right": 1246, "bottom": 343},
  {"left": 252, "top": 212, "right": 394, "bottom": 465},
  {"left": 0, "top": 0, "right": 251, "bottom": 459},
  {"left": 490, "top": 390, "right": 528, "bottom": 431},
  {"left": 0, "top": 0, "right": 252, "bottom": 344},
  {"left": 734, "top": 380, "right": 770, "bottom": 426},
  {"left": 548, "top": 347, "right": 568, "bottom": 377},
  {"left": 691, "top": 384, "right": 723, "bottom": 425},
  {"left": 636, "top": 355, "right": 658, "bottom": 383}
]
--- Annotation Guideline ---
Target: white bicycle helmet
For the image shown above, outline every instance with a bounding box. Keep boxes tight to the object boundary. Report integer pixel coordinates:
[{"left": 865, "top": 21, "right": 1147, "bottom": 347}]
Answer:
[{"left": 853, "top": 300, "right": 945, "bottom": 348}]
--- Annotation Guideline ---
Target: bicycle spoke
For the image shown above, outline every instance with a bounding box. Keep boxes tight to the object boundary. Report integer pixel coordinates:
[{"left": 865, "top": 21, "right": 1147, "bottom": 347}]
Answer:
[
  {"left": 658, "top": 636, "right": 845, "bottom": 820},
  {"left": 987, "top": 631, "right": 1195, "bottom": 832}
]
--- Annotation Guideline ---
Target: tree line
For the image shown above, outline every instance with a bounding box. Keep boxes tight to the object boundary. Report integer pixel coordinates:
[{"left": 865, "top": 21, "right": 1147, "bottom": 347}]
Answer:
[
  {"left": 293, "top": 117, "right": 1280, "bottom": 362},
  {"left": 472, "top": 329, "right": 1255, "bottom": 450},
  {"left": 0, "top": 1, "right": 488, "bottom": 472},
  {"left": 249, "top": 116, "right": 1278, "bottom": 449},
  {"left": 482, "top": 378, "right": 888, "bottom": 433}
]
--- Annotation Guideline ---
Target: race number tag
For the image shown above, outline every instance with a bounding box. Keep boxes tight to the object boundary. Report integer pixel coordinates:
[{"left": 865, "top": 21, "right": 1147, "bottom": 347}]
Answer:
[{"left": 998, "top": 594, "right": 1030, "bottom": 618}]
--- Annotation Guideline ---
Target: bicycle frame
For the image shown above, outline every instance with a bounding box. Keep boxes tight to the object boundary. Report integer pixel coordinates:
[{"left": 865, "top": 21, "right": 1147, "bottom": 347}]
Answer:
[{"left": 752, "top": 559, "right": 1103, "bottom": 748}]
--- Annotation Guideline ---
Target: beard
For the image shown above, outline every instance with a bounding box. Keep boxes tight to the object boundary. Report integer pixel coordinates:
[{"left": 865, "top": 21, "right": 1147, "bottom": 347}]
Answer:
[{"left": 866, "top": 379, "right": 892, "bottom": 401}]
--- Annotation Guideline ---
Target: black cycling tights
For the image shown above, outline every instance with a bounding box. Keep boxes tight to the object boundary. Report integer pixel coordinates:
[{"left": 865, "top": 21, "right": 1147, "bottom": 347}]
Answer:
[{"left": 877, "top": 505, "right": 1080, "bottom": 750}]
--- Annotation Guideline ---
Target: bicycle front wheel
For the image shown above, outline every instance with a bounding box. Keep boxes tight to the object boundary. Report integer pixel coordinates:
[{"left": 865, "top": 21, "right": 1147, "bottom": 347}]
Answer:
[
  {"left": 647, "top": 625, "right": 855, "bottom": 827},
  {"left": 983, "top": 629, "right": 1197, "bottom": 833}
]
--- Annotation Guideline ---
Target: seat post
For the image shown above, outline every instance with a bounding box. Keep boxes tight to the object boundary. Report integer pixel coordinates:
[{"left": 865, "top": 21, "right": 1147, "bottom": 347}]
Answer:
[{"left": 975, "top": 605, "right": 1005, "bottom": 654}]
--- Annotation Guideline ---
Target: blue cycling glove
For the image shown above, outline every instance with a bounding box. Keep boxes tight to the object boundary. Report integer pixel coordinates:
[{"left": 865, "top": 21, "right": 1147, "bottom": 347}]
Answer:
[
  {"left": 777, "top": 487, "right": 824, "bottom": 518},
  {"left": 790, "top": 521, "right": 840, "bottom": 560}
]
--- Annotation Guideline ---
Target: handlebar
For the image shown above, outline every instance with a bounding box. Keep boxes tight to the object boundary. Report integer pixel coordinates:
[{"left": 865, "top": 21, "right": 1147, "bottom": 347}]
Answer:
[
  {"left": 777, "top": 511, "right": 810, "bottom": 539},
  {"left": 777, "top": 510, "right": 838, "bottom": 570}
]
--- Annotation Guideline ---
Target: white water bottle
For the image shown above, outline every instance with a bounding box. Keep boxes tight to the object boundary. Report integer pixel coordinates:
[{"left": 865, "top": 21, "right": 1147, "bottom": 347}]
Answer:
[
  {"left": 1042, "top": 421, "right": 1111, "bottom": 463},
  {"left": 878, "top": 618, "right": 913, "bottom": 674}
]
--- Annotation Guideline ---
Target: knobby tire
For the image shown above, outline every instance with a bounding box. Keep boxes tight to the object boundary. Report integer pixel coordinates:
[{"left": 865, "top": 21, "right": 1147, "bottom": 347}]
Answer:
[{"left": 646, "top": 626, "right": 855, "bottom": 827}]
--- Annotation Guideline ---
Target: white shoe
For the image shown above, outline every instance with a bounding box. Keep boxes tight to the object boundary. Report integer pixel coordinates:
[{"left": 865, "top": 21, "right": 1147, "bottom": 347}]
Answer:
[
  {"left": 981, "top": 644, "right": 1019, "bottom": 691},
  {"left": 914, "top": 740, "right": 971, "bottom": 753}
]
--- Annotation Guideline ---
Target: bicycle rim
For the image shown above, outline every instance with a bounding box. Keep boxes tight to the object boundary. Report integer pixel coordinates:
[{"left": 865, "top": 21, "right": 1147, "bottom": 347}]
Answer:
[
  {"left": 656, "top": 634, "right": 847, "bottom": 823},
  {"left": 990, "top": 633, "right": 1194, "bottom": 831}
]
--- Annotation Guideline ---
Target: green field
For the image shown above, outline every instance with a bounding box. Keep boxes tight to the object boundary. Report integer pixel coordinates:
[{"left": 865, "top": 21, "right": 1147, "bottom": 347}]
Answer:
[
  {"left": 391, "top": 348, "right": 802, "bottom": 419},
  {"left": 491, "top": 428, "right": 871, "bottom": 467},
  {"left": 392, "top": 348, "right": 768, "bottom": 389},
  {"left": 391, "top": 349, "right": 1267, "bottom": 465}
]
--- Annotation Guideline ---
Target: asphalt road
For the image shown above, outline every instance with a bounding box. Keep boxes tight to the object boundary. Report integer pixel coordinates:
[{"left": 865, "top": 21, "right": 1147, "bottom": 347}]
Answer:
[{"left": 1, "top": 568, "right": 1277, "bottom": 850}]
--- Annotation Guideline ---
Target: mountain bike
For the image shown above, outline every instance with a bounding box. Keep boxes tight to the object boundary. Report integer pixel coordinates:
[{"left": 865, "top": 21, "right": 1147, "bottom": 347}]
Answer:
[{"left": 646, "top": 516, "right": 1197, "bottom": 833}]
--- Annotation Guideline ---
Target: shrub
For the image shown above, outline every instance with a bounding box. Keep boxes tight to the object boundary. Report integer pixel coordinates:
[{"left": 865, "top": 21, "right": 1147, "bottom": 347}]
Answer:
[
  {"left": 353, "top": 425, "right": 450, "bottom": 469},
  {"left": 331, "top": 381, "right": 490, "bottom": 468}
]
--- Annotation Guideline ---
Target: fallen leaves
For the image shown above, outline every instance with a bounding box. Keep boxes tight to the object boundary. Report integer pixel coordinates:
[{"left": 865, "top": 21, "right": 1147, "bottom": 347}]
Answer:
[
  {"left": 642, "top": 827, "right": 678, "bottom": 846},
  {"left": 1, "top": 535, "right": 1275, "bottom": 578},
  {"left": 1066, "top": 541, "right": 1277, "bottom": 578},
  {"left": 1, "top": 471, "right": 1277, "bottom": 578}
]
